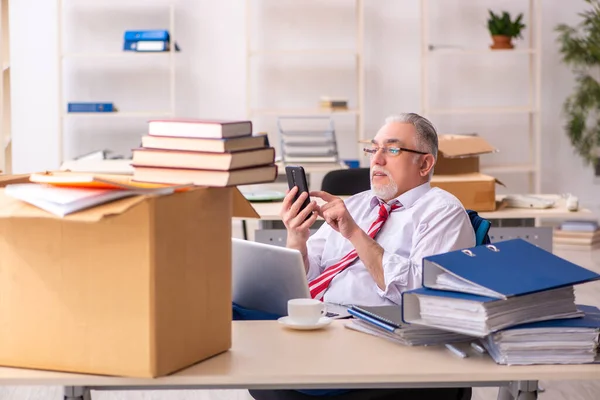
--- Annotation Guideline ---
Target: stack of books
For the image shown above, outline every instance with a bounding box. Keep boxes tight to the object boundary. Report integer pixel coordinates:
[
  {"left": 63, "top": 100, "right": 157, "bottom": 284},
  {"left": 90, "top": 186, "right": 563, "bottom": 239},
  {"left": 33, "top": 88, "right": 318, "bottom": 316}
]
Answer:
[
  {"left": 132, "top": 118, "right": 278, "bottom": 187},
  {"left": 399, "top": 239, "right": 600, "bottom": 365},
  {"left": 554, "top": 220, "right": 600, "bottom": 249},
  {"left": 4, "top": 172, "right": 187, "bottom": 217},
  {"left": 345, "top": 305, "right": 471, "bottom": 346}
]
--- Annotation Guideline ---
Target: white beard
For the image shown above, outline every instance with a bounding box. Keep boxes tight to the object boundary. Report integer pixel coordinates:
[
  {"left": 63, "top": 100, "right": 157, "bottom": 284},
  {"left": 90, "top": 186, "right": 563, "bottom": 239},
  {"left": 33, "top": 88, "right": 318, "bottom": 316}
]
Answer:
[{"left": 370, "top": 168, "right": 398, "bottom": 201}]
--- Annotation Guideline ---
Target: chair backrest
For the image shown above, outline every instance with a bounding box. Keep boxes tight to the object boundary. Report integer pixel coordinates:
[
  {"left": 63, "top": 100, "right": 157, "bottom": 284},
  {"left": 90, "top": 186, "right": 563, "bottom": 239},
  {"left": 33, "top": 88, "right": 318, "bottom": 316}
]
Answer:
[
  {"left": 466, "top": 209, "right": 491, "bottom": 245},
  {"left": 321, "top": 168, "right": 371, "bottom": 195}
]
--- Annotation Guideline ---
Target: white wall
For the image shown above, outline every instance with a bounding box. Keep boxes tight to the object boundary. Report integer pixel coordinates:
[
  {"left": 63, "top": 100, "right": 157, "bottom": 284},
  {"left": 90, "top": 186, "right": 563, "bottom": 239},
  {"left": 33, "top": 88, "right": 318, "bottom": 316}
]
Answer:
[{"left": 9, "top": 0, "right": 600, "bottom": 212}]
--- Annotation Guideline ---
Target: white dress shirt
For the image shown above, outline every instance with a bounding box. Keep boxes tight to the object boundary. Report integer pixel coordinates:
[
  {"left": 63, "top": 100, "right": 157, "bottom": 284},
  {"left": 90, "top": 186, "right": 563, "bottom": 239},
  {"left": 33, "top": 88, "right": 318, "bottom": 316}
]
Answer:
[{"left": 306, "top": 182, "right": 476, "bottom": 306}]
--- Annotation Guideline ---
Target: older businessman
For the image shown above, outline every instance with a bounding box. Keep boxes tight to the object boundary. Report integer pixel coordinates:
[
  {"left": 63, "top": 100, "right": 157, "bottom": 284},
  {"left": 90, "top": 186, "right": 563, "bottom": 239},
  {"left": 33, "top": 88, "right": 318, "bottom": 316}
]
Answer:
[
  {"left": 250, "top": 113, "right": 475, "bottom": 400},
  {"left": 282, "top": 112, "right": 475, "bottom": 306}
]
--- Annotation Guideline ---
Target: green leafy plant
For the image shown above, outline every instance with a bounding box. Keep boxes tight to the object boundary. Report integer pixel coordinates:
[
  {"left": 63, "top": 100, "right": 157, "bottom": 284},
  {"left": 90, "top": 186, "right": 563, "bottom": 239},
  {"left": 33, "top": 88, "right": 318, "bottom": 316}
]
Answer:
[
  {"left": 487, "top": 10, "right": 525, "bottom": 38},
  {"left": 556, "top": 0, "right": 600, "bottom": 165}
]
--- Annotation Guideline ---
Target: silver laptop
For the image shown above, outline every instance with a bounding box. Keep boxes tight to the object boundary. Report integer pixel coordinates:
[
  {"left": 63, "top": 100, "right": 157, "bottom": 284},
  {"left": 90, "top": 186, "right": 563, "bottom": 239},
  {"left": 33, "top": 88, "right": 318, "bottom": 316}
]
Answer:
[{"left": 232, "top": 238, "right": 351, "bottom": 318}]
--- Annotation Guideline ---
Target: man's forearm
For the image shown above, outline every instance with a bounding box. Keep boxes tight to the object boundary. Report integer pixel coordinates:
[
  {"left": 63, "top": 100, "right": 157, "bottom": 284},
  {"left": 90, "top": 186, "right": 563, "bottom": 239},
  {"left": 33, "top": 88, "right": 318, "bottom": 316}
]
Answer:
[
  {"left": 287, "top": 237, "right": 310, "bottom": 273},
  {"left": 348, "top": 229, "right": 386, "bottom": 289}
]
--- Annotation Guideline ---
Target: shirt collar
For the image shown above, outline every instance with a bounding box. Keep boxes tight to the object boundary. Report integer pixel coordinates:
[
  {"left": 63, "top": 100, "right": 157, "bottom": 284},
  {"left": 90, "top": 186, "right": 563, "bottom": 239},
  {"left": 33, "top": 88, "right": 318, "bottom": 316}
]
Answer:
[{"left": 369, "top": 181, "right": 432, "bottom": 210}]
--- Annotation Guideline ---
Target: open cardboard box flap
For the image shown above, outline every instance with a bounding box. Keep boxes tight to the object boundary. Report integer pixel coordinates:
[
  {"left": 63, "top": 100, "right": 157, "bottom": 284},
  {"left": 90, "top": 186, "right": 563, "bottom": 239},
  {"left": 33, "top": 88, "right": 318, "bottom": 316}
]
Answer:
[
  {"left": 0, "top": 174, "right": 31, "bottom": 187},
  {"left": 438, "top": 134, "right": 497, "bottom": 158},
  {"left": 431, "top": 172, "right": 505, "bottom": 186},
  {"left": 0, "top": 186, "right": 259, "bottom": 222}
]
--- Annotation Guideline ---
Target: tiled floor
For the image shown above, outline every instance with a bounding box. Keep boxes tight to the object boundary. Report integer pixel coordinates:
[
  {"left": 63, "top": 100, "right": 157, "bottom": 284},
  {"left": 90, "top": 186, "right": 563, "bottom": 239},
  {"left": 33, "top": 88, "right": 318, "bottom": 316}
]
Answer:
[{"left": 0, "top": 240, "right": 598, "bottom": 400}]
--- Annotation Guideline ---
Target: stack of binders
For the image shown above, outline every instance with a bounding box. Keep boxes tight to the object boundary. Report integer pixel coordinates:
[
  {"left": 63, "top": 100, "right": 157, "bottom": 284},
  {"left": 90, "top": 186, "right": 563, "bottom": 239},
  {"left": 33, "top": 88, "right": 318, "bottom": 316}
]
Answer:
[
  {"left": 400, "top": 238, "right": 600, "bottom": 365},
  {"left": 131, "top": 118, "right": 278, "bottom": 187},
  {"left": 483, "top": 305, "right": 600, "bottom": 365}
]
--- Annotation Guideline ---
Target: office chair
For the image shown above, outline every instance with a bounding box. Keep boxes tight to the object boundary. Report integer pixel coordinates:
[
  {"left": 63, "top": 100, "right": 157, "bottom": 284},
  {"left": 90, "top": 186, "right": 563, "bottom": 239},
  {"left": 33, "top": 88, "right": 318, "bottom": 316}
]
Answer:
[{"left": 321, "top": 168, "right": 371, "bottom": 195}]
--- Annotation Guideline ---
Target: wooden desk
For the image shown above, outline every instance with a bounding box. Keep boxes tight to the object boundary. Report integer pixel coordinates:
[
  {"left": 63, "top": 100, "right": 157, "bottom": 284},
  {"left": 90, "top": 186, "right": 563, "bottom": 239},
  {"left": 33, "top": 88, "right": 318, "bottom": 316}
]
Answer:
[{"left": 5, "top": 321, "right": 595, "bottom": 400}]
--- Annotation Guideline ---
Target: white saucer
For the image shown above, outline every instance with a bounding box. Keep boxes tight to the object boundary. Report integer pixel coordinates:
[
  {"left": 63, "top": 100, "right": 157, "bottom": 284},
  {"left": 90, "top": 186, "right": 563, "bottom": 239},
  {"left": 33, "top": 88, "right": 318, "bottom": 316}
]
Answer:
[{"left": 278, "top": 316, "right": 333, "bottom": 331}]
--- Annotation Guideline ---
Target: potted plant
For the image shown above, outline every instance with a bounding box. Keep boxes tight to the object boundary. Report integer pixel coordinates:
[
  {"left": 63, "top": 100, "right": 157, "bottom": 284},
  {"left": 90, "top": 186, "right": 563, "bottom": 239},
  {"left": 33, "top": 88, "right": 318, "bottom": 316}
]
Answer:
[
  {"left": 556, "top": 0, "right": 600, "bottom": 167},
  {"left": 487, "top": 10, "right": 526, "bottom": 49}
]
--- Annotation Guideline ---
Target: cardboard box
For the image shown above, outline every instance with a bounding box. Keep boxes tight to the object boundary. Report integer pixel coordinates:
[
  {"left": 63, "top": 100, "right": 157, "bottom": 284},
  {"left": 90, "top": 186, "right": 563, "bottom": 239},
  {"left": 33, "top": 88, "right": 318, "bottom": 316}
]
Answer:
[
  {"left": 433, "top": 135, "right": 500, "bottom": 211},
  {"left": 0, "top": 174, "right": 30, "bottom": 187},
  {"left": 0, "top": 186, "right": 258, "bottom": 377},
  {"left": 431, "top": 173, "right": 497, "bottom": 212},
  {"left": 435, "top": 134, "right": 496, "bottom": 175}
]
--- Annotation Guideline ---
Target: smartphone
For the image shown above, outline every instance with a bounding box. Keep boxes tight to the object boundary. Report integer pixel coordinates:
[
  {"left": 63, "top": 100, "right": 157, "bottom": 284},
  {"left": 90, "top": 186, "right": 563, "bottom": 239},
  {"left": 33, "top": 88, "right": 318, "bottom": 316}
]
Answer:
[{"left": 285, "top": 166, "right": 311, "bottom": 214}]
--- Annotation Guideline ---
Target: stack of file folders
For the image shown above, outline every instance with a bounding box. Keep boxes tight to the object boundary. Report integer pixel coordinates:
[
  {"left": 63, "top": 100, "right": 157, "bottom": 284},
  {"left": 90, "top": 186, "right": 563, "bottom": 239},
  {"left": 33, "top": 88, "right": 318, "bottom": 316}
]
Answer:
[
  {"left": 345, "top": 305, "right": 471, "bottom": 346},
  {"left": 399, "top": 238, "right": 600, "bottom": 364},
  {"left": 401, "top": 239, "right": 600, "bottom": 337},
  {"left": 482, "top": 305, "right": 600, "bottom": 365}
]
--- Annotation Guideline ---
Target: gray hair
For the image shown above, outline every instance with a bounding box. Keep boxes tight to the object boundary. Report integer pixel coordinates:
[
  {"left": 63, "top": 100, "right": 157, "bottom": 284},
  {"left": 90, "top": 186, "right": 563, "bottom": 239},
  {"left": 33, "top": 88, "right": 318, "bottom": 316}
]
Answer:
[{"left": 384, "top": 113, "right": 438, "bottom": 160}]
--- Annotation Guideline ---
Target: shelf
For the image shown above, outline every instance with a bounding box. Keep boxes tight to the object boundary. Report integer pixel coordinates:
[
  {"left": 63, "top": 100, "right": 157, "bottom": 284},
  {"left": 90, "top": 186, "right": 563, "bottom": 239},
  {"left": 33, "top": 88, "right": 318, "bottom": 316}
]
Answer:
[
  {"left": 62, "top": 52, "right": 174, "bottom": 59},
  {"left": 426, "top": 106, "right": 535, "bottom": 115},
  {"left": 480, "top": 164, "right": 537, "bottom": 174},
  {"left": 428, "top": 47, "right": 535, "bottom": 55},
  {"left": 251, "top": 108, "right": 359, "bottom": 116},
  {"left": 60, "top": 0, "right": 173, "bottom": 8},
  {"left": 249, "top": 49, "right": 358, "bottom": 56},
  {"left": 63, "top": 111, "right": 174, "bottom": 118}
]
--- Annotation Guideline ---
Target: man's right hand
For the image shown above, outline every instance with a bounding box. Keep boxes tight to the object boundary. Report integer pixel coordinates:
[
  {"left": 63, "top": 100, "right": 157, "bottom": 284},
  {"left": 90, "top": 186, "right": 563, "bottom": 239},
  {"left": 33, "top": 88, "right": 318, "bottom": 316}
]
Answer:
[{"left": 280, "top": 186, "right": 319, "bottom": 248}]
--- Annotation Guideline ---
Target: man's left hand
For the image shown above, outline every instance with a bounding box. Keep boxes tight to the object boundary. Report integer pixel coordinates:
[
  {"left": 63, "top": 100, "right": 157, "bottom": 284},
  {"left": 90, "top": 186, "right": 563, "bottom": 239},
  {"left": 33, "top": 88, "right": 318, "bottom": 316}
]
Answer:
[{"left": 310, "top": 191, "right": 360, "bottom": 240}]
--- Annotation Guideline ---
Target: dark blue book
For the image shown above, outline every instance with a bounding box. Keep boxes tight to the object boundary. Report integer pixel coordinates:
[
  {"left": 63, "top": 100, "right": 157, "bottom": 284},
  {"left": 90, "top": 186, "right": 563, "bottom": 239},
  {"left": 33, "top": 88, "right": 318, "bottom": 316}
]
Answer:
[
  {"left": 422, "top": 238, "right": 600, "bottom": 299},
  {"left": 67, "top": 102, "right": 114, "bottom": 113}
]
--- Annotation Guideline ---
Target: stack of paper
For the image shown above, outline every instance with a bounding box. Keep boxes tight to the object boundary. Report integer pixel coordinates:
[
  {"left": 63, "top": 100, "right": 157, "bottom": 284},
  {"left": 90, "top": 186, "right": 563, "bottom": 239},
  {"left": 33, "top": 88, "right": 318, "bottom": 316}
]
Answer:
[
  {"left": 483, "top": 305, "right": 600, "bottom": 365},
  {"left": 345, "top": 305, "right": 471, "bottom": 346},
  {"left": 3, "top": 172, "right": 187, "bottom": 217},
  {"left": 401, "top": 239, "right": 600, "bottom": 337}
]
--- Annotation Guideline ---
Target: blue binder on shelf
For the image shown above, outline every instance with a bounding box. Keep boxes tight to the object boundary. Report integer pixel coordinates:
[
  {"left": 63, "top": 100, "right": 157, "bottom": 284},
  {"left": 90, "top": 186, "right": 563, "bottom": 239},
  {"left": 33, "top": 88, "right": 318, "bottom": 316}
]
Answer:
[
  {"left": 123, "top": 30, "right": 170, "bottom": 42},
  {"left": 421, "top": 238, "right": 600, "bottom": 300},
  {"left": 67, "top": 102, "right": 114, "bottom": 113}
]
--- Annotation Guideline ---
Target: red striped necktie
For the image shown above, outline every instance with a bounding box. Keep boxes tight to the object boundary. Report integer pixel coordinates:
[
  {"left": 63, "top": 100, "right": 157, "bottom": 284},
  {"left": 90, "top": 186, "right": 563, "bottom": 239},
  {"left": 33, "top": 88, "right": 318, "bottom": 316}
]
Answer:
[{"left": 308, "top": 201, "right": 402, "bottom": 300}]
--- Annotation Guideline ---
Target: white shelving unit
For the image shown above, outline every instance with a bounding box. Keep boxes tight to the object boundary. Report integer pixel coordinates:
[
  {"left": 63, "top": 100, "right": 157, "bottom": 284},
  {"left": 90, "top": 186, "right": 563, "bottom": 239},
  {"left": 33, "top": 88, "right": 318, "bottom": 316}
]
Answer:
[
  {"left": 57, "top": 1, "right": 177, "bottom": 165},
  {"left": 245, "top": 0, "right": 365, "bottom": 163},
  {"left": 0, "top": 0, "right": 11, "bottom": 174},
  {"left": 421, "top": 0, "right": 542, "bottom": 194}
]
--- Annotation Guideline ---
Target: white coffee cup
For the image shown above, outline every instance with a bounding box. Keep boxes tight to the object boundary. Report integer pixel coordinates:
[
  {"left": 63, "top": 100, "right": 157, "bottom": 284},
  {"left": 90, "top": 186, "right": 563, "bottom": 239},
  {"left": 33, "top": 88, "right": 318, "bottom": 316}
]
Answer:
[{"left": 287, "top": 298, "right": 325, "bottom": 325}]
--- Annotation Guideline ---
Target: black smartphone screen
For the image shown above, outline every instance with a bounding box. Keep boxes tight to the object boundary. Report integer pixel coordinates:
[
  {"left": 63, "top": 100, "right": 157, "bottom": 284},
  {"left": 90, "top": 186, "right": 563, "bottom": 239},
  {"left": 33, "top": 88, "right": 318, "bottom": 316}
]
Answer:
[{"left": 285, "top": 166, "right": 311, "bottom": 213}]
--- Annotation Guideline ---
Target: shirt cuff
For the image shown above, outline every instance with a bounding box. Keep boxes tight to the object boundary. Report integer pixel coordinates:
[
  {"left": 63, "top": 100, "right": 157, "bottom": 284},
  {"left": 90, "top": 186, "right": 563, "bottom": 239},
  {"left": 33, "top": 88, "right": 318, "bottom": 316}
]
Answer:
[{"left": 375, "top": 250, "right": 421, "bottom": 304}]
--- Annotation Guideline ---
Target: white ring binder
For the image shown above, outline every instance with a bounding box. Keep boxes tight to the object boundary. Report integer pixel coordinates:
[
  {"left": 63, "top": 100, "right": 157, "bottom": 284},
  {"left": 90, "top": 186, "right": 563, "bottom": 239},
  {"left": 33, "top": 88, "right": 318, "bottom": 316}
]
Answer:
[
  {"left": 462, "top": 249, "right": 475, "bottom": 257},
  {"left": 486, "top": 245, "right": 500, "bottom": 252}
]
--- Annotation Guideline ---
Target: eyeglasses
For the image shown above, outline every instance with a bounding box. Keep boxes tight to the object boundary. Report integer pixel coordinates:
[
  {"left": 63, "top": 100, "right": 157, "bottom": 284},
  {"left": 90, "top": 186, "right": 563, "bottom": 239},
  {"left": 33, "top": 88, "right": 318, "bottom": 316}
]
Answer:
[{"left": 363, "top": 146, "right": 428, "bottom": 158}]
